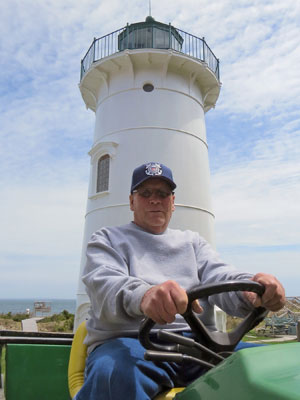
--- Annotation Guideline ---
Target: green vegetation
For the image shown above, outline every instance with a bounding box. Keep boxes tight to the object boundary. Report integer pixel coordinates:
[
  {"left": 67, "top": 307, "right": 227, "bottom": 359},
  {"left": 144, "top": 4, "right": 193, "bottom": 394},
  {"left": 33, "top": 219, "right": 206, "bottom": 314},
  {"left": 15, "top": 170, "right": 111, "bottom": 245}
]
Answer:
[
  {"left": 0, "top": 315, "right": 21, "bottom": 331},
  {"left": 1, "top": 346, "right": 5, "bottom": 372},
  {"left": 0, "top": 312, "right": 29, "bottom": 322},
  {"left": 242, "top": 331, "right": 284, "bottom": 342},
  {"left": 37, "top": 310, "right": 74, "bottom": 332},
  {"left": 0, "top": 310, "right": 74, "bottom": 333}
]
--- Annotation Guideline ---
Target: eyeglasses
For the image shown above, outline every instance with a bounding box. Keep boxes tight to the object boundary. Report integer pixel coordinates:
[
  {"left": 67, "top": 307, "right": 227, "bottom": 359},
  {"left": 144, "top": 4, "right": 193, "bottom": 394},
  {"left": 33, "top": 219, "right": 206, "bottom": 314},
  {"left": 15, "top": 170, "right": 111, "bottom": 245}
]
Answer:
[{"left": 132, "top": 188, "right": 174, "bottom": 199}]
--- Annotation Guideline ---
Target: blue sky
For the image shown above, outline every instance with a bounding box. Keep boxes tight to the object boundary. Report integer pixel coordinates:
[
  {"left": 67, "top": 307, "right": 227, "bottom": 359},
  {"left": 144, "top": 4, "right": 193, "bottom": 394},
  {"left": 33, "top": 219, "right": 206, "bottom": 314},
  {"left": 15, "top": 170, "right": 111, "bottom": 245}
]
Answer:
[{"left": 1, "top": 0, "right": 299, "bottom": 299}]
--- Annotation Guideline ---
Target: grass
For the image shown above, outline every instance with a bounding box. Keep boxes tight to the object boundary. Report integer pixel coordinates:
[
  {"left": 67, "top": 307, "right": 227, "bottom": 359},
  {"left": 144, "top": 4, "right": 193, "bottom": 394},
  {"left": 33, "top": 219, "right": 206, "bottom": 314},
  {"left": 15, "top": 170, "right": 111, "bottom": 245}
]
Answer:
[
  {"left": 241, "top": 332, "right": 296, "bottom": 343},
  {"left": 242, "top": 332, "right": 269, "bottom": 341},
  {"left": 1, "top": 345, "right": 5, "bottom": 390},
  {"left": 226, "top": 315, "right": 298, "bottom": 343},
  {"left": 0, "top": 317, "right": 21, "bottom": 331},
  {"left": 1, "top": 346, "right": 5, "bottom": 372},
  {"left": 0, "top": 312, "right": 30, "bottom": 322},
  {"left": 0, "top": 310, "right": 74, "bottom": 333},
  {"left": 37, "top": 310, "right": 74, "bottom": 333}
]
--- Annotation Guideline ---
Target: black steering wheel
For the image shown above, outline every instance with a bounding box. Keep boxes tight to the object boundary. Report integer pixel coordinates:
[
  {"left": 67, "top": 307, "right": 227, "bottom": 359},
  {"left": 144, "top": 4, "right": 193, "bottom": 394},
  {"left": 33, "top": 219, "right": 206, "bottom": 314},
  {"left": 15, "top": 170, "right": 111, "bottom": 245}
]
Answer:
[{"left": 139, "top": 280, "right": 268, "bottom": 368}]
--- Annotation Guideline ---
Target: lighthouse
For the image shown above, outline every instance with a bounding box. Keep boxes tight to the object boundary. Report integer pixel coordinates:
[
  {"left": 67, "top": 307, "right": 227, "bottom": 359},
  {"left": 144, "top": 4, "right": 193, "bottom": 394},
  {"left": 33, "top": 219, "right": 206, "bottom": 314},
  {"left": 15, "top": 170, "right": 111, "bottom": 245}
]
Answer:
[{"left": 74, "top": 16, "right": 221, "bottom": 329}]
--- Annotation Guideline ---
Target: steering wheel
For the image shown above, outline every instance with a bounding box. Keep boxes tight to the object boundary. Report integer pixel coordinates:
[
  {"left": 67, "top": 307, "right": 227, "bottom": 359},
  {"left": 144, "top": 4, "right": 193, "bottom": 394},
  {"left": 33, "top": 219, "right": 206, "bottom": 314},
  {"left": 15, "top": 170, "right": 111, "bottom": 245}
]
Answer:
[{"left": 139, "top": 280, "right": 268, "bottom": 368}]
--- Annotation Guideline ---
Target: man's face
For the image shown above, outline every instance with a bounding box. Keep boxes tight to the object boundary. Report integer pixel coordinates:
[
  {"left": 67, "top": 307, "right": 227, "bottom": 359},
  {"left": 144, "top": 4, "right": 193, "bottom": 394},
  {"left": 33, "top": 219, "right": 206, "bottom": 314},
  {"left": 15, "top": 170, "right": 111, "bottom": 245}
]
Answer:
[{"left": 129, "top": 178, "right": 175, "bottom": 234}]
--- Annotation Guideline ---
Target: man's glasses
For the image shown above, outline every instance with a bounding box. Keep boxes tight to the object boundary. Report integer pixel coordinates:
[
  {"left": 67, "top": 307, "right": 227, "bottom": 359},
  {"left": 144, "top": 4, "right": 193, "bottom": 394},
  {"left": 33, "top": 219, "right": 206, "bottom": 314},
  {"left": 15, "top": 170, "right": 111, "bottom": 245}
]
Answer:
[{"left": 132, "top": 188, "right": 174, "bottom": 199}]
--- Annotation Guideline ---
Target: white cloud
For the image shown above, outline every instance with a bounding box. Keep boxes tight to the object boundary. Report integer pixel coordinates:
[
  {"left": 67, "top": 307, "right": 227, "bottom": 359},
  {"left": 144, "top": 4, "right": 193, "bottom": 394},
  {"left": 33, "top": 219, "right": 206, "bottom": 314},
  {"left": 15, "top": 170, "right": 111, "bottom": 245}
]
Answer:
[
  {"left": 217, "top": 7, "right": 300, "bottom": 117},
  {"left": 212, "top": 126, "right": 300, "bottom": 245},
  {"left": 0, "top": 253, "right": 80, "bottom": 298},
  {"left": 215, "top": 248, "right": 300, "bottom": 296},
  {"left": 0, "top": 182, "right": 87, "bottom": 298},
  {"left": 1, "top": 0, "right": 299, "bottom": 298},
  {"left": 211, "top": 121, "right": 300, "bottom": 292},
  {"left": 0, "top": 183, "right": 87, "bottom": 254}
]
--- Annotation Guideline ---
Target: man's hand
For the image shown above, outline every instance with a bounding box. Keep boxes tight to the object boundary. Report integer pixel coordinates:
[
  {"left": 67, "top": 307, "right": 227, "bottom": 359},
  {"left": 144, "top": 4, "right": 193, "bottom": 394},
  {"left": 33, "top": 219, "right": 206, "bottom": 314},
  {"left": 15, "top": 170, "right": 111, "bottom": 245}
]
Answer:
[
  {"left": 140, "top": 280, "right": 203, "bottom": 324},
  {"left": 244, "top": 273, "right": 285, "bottom": 311}
]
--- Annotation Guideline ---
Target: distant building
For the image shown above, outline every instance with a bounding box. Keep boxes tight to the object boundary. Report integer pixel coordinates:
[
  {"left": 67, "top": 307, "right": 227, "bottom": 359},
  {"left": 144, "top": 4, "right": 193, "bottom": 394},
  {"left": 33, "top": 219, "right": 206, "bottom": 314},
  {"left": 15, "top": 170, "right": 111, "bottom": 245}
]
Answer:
[{"left": 34, "top": 301, "right": 51, "bottom": 316}]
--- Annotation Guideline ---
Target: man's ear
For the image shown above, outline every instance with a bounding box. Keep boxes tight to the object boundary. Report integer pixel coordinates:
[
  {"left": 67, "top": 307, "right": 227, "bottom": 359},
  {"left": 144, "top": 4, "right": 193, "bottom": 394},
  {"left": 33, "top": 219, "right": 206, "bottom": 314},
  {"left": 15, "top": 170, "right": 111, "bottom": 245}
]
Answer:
[
  {"left": 172, "top": 195, "right": 175, "bottom": 212},
  {"left": 129, "top": 194, "right": 134, "bottom": 211}
]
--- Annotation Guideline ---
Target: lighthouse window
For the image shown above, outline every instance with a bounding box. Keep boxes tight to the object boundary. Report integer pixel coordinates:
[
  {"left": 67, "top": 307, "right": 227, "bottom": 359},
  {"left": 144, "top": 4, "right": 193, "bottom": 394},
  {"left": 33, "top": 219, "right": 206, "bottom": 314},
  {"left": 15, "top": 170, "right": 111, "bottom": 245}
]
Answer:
[
  {"left": 97, "top": 155, "right": 110, "bottom": 192},
  {"left": 143, "top": 83, "right": 154, "bottom": 92}
]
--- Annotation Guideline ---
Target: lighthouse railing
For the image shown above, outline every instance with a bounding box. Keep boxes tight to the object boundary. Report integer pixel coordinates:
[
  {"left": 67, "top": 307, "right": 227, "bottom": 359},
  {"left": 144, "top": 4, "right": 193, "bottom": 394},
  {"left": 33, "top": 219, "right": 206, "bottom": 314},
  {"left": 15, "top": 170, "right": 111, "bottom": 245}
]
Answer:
[{"left": 80, "top": 25, "right": 220, "bottom": 82}]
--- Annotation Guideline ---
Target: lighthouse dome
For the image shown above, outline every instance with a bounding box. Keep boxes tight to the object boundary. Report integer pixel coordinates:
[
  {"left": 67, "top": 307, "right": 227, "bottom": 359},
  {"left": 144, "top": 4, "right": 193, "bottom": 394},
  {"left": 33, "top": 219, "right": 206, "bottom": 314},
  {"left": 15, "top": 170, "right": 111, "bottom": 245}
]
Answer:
[{"left": 145, "top": 15, "right": 155, "bottom": 23}]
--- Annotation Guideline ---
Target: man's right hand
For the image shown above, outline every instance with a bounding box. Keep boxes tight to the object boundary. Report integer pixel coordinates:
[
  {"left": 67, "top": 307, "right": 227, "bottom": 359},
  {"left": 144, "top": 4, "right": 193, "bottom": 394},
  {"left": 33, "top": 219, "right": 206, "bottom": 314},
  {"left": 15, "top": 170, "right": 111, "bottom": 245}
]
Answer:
[{"left": 140, "top": 280, "right": 203, "bottom": 324}]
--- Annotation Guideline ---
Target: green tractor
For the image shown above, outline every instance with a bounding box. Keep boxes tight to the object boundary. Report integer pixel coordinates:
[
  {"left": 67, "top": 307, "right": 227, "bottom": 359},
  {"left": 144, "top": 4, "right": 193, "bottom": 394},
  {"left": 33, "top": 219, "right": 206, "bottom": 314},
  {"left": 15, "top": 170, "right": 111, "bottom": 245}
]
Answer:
[
  {"left": 139, "top": 281, "right": 300, "bottom": 400},
  {"left": 2, "top": 281, "right": 300, "bottom": 399}
]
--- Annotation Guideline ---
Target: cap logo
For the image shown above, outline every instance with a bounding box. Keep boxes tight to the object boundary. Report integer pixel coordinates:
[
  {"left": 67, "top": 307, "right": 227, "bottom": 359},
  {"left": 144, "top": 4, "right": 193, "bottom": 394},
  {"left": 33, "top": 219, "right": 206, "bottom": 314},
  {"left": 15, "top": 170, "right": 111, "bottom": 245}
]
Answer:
[{"left": 145, "top": 163, "right": 162, "bottom": 176}]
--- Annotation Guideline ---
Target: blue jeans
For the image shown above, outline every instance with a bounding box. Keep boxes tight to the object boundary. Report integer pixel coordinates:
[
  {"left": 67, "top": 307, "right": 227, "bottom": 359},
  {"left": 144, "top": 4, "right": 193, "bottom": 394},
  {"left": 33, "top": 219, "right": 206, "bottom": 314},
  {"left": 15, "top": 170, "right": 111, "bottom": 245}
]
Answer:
[{"left": 75, "top": 336, "right": 262, "bottom": 400}]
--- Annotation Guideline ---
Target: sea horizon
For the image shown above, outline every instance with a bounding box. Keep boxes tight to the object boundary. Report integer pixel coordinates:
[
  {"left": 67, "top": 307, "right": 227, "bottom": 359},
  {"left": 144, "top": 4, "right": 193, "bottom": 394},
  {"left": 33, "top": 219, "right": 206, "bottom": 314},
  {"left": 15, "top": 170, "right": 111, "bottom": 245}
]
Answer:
[
  {"left": 0, "top": 297, "right": 76, "bottom": 300},
  {"left": 0, "top": 298, "right": 77, "bottom": 315}
]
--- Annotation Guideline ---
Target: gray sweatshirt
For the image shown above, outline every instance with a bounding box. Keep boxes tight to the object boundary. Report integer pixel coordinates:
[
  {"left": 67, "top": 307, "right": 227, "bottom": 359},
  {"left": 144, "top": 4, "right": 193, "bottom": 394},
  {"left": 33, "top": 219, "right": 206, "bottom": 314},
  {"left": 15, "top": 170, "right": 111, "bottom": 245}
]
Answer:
[{"left": 82, "top": 222, "right": 254, "bottom": 353}]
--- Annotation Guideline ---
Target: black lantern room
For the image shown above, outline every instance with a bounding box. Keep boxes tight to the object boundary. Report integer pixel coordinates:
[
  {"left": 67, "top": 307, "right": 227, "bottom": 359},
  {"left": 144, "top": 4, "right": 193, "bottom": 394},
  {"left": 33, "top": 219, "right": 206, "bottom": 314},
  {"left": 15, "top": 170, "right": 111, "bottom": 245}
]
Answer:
[{"left": 118, "top": 16, "right": 183, "bottom": 51}]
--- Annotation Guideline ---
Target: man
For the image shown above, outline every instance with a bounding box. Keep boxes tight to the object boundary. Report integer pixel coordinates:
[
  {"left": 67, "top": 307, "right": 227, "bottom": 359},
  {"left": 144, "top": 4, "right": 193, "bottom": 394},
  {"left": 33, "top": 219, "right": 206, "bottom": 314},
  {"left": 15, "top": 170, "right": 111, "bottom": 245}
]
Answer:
[{"left": 76, "top": 162, "right": 285, "bottom": 400}]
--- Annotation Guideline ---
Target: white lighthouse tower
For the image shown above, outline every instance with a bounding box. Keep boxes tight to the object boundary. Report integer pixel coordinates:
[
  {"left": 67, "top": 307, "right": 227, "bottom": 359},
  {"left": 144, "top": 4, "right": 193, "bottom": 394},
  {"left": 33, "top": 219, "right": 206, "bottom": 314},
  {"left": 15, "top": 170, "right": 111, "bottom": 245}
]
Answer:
[{"left": 75, "top": 16, "right": 221, "bottom": 328}]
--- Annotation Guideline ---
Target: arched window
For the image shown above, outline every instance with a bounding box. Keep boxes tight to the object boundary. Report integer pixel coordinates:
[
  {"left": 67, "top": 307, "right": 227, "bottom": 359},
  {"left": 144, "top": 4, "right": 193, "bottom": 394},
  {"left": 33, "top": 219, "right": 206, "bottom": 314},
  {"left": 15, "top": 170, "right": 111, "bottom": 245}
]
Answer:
[{"left": 96, "top": 155, "right": 110, "bottom": 192}]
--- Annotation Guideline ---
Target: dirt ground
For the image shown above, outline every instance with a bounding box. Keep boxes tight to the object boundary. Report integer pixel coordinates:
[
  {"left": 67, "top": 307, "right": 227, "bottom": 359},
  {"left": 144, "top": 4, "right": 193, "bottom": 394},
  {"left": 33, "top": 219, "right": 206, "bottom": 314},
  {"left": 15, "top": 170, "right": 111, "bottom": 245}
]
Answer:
[{"left": 0, "top": 319, "right": 21, "bottom": 331}]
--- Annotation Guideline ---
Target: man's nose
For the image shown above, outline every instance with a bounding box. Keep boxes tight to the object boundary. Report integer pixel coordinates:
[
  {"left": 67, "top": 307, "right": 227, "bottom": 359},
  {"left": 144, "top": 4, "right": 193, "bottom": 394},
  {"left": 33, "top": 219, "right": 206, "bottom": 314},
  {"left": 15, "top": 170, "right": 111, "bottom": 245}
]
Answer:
[{"left": 149, "top": 192, "right": 161, "bottom": 202}]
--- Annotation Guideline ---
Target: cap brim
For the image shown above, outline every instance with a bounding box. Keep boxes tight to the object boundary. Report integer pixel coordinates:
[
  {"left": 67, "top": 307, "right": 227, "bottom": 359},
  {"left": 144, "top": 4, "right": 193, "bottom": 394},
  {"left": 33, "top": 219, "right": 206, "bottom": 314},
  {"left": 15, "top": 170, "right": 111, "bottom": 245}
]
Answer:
[{"left": 131, "top": 176, "right": 176, "bottom": 193}]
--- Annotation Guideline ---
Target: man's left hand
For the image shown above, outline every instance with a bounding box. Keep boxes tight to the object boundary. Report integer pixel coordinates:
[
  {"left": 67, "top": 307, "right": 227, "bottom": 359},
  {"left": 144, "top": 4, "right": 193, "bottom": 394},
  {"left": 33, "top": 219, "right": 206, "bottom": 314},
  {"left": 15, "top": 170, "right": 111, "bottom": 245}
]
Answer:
[{"left": 244, "top": 273, "right": 285, "bottom": 311}]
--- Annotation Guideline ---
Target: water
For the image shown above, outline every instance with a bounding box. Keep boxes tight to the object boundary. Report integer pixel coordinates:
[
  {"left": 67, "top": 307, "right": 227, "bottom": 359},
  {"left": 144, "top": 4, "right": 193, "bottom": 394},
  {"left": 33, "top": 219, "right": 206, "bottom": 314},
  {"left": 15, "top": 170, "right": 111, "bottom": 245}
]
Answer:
[{"left": 0, "top": 298, "right": 76, "bottom": 315}]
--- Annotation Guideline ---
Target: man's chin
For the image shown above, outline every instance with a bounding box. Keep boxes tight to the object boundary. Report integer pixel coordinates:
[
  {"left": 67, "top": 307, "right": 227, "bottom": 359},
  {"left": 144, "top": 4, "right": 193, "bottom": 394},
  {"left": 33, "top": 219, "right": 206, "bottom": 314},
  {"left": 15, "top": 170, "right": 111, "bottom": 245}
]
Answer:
[
  {"left": 145, "top": 218, "right": 167, "bottom": 231},
  {"left": 148, "top": 216, "right": 165, "bottom": 225}
]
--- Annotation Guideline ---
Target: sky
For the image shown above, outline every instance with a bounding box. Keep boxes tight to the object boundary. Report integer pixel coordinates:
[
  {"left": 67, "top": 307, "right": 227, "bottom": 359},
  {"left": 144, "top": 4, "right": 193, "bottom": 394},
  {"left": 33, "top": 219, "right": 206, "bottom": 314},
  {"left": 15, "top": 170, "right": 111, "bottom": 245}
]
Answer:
[{"left": 0, "top": 0, "right": 299, "bottom": 300}]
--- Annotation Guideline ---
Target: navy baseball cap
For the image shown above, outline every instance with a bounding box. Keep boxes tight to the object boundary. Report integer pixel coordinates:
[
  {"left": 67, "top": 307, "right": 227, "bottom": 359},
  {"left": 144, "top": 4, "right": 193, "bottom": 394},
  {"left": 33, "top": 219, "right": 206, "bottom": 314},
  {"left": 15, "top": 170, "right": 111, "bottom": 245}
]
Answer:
[{"left": 130, "top": 162, "right": 177, "bottom": 193}]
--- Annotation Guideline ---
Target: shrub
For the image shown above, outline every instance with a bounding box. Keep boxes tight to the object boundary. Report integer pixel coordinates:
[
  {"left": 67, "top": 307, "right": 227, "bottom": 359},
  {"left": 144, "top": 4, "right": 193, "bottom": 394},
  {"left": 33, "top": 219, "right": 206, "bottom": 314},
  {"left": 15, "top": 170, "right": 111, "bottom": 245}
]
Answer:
[
  {"left": 12, "top": 313, "right": 30, "bottom": 322},
  {"left": 36, "top": 310, "right": 75, "bottom": 332}
]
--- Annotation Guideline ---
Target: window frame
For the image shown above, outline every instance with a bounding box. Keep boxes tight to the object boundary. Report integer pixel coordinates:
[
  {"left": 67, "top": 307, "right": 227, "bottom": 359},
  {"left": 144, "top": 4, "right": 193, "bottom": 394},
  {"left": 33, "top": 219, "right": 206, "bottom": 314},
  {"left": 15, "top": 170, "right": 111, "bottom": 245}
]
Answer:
[
  {"left": 88, "top": 141, "right": 118, "bottom": 200},
  {"left": 96, "top": 154, "right": 110, "bottom": 193}
]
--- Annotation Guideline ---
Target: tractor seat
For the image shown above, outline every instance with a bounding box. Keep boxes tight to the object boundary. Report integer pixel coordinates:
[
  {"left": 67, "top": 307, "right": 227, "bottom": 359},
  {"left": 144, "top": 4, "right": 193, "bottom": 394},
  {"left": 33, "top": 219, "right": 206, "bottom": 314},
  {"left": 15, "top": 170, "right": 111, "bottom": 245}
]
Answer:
[{"left": 68, "top": 321, "right": 184, "bottom": 399}]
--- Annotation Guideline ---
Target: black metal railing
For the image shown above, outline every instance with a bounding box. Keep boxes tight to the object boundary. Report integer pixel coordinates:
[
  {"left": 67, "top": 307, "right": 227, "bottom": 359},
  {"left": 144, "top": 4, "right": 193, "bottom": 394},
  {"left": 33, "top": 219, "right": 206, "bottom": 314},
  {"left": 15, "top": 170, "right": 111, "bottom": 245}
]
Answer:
[{"left": 80, "top": 24, "right": 220, "bottom": 81}]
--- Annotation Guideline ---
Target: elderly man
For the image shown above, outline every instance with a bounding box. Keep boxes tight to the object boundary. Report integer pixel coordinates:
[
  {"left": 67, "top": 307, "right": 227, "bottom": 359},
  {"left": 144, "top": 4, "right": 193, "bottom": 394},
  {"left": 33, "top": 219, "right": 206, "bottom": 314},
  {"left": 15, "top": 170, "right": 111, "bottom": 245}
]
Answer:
[{"left": 76, "top": 162, "right": 285, "bottom": 400}]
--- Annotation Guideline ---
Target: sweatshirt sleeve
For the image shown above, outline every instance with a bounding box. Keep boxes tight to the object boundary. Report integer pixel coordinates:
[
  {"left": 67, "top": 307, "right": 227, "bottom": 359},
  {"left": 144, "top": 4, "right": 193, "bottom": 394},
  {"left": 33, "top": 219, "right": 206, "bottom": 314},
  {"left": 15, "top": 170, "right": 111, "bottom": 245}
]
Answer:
[
  {"left": 195, "top": 235, "right": 255, "bottom": 317},
  {"left": 82, "top": 230, "right": 151, "bottom": 324}
]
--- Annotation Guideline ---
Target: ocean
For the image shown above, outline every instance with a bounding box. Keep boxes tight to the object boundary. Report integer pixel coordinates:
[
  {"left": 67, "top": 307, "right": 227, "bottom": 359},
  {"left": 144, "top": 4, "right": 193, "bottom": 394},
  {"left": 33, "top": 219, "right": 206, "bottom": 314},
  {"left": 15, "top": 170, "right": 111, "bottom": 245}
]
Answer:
[{"left": 0, "top": 298, "right": 76, "bottom": 315}]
